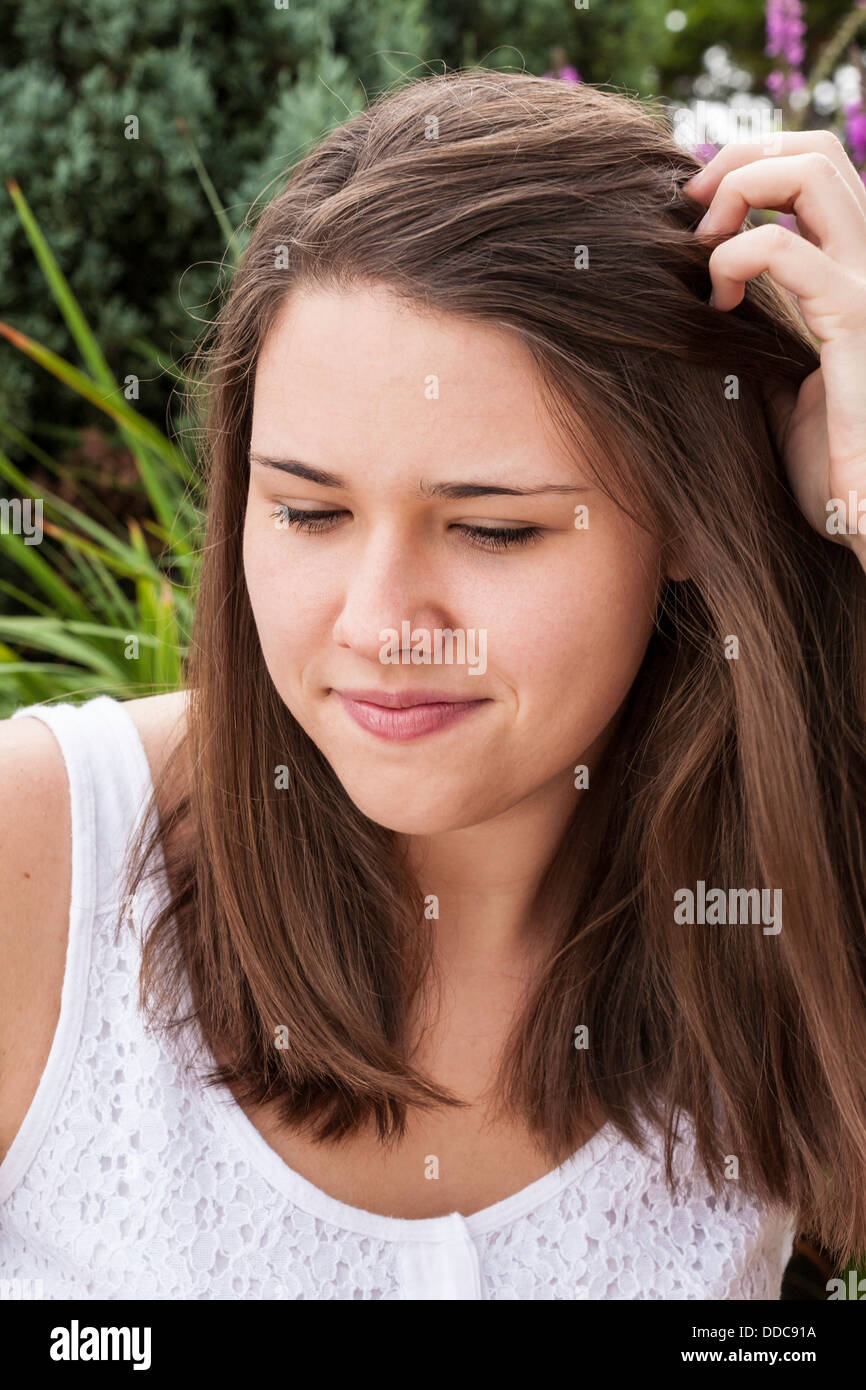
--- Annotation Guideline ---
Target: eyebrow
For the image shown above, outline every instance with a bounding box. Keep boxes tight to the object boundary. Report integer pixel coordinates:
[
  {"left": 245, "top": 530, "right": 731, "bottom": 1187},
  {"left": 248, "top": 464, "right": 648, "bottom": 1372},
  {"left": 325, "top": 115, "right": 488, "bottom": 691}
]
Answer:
[{"left": 248, "top": 454, "right": 588, "bottom": 500}]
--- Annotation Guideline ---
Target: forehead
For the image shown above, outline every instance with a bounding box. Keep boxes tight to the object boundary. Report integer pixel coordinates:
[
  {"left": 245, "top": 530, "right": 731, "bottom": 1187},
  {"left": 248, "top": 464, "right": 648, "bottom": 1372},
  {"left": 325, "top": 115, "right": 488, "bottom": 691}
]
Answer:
[{"left": 251, "top": 284, "right": 559, "bottom": 470}]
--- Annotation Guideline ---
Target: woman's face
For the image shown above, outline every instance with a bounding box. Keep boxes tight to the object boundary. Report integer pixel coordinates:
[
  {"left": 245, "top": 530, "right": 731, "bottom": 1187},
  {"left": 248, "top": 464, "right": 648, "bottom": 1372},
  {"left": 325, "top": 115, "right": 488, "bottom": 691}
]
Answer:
[{"left": 244, "top": 284, "right": 664, "bottom": 835}]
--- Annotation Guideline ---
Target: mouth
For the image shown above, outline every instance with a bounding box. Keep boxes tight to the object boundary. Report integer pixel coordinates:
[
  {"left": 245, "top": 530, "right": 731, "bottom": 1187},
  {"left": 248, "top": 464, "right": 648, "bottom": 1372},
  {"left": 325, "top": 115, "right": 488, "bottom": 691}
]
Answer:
[
  {"left": 335, "top": 687, "right": 486, "bottom": 709},
  {"left": 331, "top": 688, "right": 491, "bottom": 742}
]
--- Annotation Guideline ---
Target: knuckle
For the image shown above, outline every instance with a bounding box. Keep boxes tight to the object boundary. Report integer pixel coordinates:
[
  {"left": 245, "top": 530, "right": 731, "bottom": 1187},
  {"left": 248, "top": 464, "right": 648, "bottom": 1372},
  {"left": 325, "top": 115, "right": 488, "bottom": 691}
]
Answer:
[
  {"left": 715, "top": 166, "right": 740, "bottom": 193},
  {"left": 761, "top": 221, "right": 794, "bottom": 253},
  {"left": 803, "top": 150, "right": 839, "bottom": 181},
  {"left": 813, "top": 130, "right": 845, "bottom": 160}
]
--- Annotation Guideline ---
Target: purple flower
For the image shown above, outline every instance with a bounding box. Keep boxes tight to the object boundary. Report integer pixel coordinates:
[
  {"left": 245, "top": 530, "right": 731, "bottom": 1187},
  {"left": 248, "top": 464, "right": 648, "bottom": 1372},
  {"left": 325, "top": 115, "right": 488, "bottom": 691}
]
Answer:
[
  {"left": 541, "top": 65, "right": 581, "bottom": 83},
  {"left": 765, "top": 0, "right": 806, "bottom": 69},
  {"left": 845, "top": 103, "right": 866, "bottom": 167},
  {"left": 766, "top": 69, "right": 788, "bottom": 100},
  {"left": 695, "top": 142, "right": 719, "bottom": 165}
]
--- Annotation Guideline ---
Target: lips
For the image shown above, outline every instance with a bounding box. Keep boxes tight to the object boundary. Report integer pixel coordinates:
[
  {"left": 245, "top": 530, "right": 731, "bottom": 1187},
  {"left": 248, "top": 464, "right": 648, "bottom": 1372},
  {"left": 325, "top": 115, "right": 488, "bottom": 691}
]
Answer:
[
  {"left": 334, "top": 687, "right": 484, "bottom": 709},
  {"left": 332, "top": 688, "right": 490, "bottom": 741}
]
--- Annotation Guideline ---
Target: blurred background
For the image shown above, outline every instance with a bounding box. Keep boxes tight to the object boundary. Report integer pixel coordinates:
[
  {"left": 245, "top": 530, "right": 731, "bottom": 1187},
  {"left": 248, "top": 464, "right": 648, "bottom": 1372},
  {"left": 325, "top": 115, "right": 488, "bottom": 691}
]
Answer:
[{"left": 1, "top": 0, "right": 864, "bottom": 1299}]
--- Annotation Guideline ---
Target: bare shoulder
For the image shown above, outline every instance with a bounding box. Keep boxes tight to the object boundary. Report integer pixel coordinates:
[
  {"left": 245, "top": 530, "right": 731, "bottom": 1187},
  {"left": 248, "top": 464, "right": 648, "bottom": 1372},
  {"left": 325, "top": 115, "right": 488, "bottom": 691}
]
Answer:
[
  {"left": 0, "top": 712, "right": 72, "bottom": 1161},
  {"left": 0, "top": 711, "right": 71, "bottom": 938}
]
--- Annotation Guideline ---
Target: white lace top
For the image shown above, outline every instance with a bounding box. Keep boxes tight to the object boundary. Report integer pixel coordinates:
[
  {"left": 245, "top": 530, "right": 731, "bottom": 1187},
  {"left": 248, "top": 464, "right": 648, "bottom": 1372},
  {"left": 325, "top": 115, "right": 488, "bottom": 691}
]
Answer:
[{"left": 0, "top": 696, "right": 798, "bottom": 1299}]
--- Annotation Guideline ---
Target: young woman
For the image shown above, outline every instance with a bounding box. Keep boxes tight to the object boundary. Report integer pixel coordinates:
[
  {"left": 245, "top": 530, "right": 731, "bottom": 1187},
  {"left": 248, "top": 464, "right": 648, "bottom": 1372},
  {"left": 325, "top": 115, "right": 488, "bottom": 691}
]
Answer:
[{"left": 1, "top": 70, "right": 865, "bottom": 1301}]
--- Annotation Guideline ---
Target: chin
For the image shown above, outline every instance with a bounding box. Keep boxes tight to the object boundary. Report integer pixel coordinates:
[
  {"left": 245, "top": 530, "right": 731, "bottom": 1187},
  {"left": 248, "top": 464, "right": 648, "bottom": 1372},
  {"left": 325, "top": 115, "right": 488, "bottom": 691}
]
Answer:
[{"left": 333, "top": 780, "right": 483, "bottom": 837}]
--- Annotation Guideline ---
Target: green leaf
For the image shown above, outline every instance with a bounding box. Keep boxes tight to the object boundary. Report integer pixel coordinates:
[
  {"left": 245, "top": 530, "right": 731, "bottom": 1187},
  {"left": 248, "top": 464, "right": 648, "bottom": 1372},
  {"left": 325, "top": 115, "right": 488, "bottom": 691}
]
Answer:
[
  {"left": 0, "top": 320, "right": 192, "bottom": 541},
  {"left": 4, "top": 182, "right": 198, "bottom": 541},
  {"left": 0, "top": 529, "right": 91, "bottom": 619},
  {"left": 0, "top": 617, "right": 125, "bottom": 679},
  {"left": 6, "top": 179, "right": 116, "bottom": 388}
]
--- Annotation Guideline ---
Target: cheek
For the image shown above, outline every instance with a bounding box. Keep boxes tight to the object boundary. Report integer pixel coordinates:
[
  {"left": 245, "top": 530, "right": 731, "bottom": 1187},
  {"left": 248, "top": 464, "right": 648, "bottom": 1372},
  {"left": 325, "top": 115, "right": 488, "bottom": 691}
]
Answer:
[
  {"left": 242, "top": 522, "right": 325, "bottom": 676},
  {"left": 502, "top": 529, "right": 660, "bottom": 737}
]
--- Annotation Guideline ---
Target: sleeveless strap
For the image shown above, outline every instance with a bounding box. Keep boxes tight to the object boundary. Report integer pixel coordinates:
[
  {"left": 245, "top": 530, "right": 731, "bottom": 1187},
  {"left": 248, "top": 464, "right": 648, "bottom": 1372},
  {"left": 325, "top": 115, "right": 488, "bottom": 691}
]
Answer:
[{"left": 11, "top": 695, "right": 157, "bottom": 913}]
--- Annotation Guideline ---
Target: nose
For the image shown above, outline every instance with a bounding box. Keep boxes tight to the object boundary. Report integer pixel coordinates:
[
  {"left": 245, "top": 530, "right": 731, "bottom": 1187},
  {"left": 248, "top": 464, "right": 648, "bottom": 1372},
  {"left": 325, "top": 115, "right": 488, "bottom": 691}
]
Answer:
[{"left": 330, "top": 520, "right": 457, "bottom": 665}]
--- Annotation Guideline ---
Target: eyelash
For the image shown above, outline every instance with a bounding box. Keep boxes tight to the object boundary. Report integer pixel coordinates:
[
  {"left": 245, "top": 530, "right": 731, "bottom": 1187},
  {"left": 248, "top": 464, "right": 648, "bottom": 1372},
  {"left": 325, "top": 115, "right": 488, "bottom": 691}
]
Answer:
[{"left": 268, "top": 505, "right": 544, "bottom": 552}]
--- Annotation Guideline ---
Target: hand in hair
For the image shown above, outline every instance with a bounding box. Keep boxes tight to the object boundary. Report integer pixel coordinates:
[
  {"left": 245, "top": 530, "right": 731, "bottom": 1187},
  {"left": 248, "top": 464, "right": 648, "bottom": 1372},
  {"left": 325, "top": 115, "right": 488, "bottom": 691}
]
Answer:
[{"left": 685, "top": 132, "right": 866, "bottom": 572}]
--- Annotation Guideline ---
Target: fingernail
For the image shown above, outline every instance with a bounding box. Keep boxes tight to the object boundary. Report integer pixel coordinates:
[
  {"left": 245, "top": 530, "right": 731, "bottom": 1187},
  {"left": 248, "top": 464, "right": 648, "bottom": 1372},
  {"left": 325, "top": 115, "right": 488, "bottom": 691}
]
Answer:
[{"left": 708, "top": 290, "right": 716, "bottom": 307}]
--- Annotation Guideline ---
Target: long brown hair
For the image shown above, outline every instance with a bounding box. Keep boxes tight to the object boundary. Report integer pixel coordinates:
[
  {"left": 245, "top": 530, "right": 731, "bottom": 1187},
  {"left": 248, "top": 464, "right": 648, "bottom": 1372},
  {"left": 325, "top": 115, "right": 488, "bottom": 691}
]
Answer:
[{"left": 125, "top": 69, "right": 866, "bottom": 1262}]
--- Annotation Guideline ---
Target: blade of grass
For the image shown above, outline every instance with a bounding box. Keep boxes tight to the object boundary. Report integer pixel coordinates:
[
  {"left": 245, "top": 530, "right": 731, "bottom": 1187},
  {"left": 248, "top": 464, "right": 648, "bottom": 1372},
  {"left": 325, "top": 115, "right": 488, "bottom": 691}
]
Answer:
[
  {"left": 64, "top": 543, "right": 116, "bottom": 619},
  {"left": 153, "top": 579, "right": 182, "bottom": 689},
  {"left": 6, "top": 179, "right": 116, "bottom": 385},
  {"left": 0, "top": 528, "right": 91, "bottom": 619},
  {"left": 0, "top": 665, "right": 99, "bottom": 712},
  {"left": 0, "top": 448, "right": 182, "bottom": 578},
  {"left": 0, "top": 321, "right": 192, "bottom": 542},
  {"left": 82, "top": 552, "right": 136, "bottom": 628},
  {"left": 0, "top": 617, "right": 127, "bottom": 679},
  {"left": 5, "top": 180, "right": 198, "bottom": 530},
  {"left": 0, "top": 417, "right": 70, "bottom": 480},
  {"left": 0, "top": 660, "right": 106, "bottom": 679},
  {"left": 0, "top": 579, "right": 56, "bottom": 616},
  {"left": 175, "top": 117, "right": 241, "bottom": 265},
  {"left": 42, "top": 521, "right": 185, "bottom": 590}
]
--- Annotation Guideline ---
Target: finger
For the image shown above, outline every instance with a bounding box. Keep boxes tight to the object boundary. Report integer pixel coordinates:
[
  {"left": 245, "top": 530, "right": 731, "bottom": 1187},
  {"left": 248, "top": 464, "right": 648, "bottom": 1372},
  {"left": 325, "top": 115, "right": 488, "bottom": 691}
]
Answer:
[
  {"left": 709, "top": 225, "right": 866, "bottom": 479},
  {"left": 706, "top": 221, "right": 863, "bottom": 334},
  {"left": 683, "top": 131, "right": 866, "bottom": 219},
  {"left": 695, "top": 153, "right": 866, "bottom": 275}
]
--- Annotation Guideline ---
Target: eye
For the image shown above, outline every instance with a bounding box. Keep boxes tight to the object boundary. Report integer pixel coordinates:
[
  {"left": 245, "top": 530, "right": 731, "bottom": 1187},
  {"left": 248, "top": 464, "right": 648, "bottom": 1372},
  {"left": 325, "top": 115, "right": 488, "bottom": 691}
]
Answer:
[
  {"left": 270, "top": 504, "right": 345, "bottom": 534},
  {"left": 269, "top": 505, "right": 544, "bottom": 552},
  {"left": 453, "top": 524, "right": 544, "bottom": 552}
]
